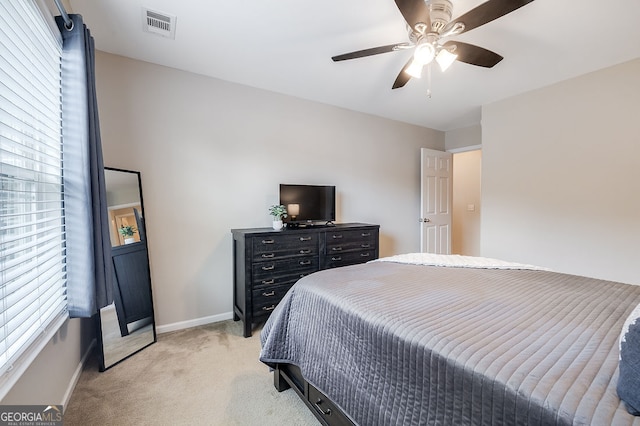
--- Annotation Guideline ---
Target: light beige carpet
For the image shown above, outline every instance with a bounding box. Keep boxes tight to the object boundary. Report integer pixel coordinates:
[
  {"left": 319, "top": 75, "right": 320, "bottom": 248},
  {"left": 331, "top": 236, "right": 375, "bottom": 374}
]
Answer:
[{"left": 64, "top": 320, "right": 319, "bottom": 425}]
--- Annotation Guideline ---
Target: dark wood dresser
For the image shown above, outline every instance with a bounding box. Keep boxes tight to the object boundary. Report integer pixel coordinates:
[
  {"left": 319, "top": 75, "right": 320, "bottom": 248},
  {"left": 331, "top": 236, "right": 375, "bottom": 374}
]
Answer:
[
  {"left": 231, "top": 223, "right": 380, "bottom": 337},
  {"left": 111, "top": 242, "right": 153, "bottom": 337}
]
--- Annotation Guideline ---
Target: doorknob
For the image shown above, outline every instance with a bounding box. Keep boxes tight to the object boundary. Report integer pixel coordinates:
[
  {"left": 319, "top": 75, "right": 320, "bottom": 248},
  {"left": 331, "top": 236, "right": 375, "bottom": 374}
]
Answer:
[{"left": 420, "top": 218, "right": 431, "bottom": 222}]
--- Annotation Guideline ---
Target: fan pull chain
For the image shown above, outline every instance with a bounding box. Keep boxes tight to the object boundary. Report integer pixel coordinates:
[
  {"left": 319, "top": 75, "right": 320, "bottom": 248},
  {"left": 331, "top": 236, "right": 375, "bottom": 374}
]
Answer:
[{"left": 426, "top": 63, "right": 432, "bottom": 98}]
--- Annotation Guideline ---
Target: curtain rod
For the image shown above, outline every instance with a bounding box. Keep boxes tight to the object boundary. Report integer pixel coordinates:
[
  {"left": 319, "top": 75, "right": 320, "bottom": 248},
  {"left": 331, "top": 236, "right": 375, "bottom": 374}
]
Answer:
[{"left": 53, "top": 0, "right": 73, "bottom": 30}]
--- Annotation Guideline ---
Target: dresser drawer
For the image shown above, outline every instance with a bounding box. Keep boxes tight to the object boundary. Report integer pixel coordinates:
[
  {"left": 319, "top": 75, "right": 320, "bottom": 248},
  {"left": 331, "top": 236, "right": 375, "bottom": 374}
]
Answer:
[
  {"left": 253, "top": 256, "right": 319, "bottom": 281},
  {"left": 253, "top": 270, "right": 314, "bottom": 288},
  {"left": 252, "top": 284, "right": 293, "bottom": 317},
  {"left": 252, "top": 233, "right": 318, "bottom": 261},
  {"left": 325, "top": 229, "right": 377, "bottom": 253},
  {"left": 322, "top": 249, "right": 376, "bottom": 269}
]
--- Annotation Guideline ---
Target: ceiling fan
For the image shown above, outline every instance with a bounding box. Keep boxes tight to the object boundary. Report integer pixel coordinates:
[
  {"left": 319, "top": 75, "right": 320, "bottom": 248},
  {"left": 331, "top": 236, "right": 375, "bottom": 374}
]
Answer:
[{"left": 331, "top": 0, "right": 536, "bottom": 90}]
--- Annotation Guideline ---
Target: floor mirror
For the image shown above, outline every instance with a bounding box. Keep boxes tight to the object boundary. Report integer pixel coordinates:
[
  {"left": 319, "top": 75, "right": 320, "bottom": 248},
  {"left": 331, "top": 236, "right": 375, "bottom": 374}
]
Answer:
[{"left": 97, "top": 167, "right": 156, "bottom": 371}]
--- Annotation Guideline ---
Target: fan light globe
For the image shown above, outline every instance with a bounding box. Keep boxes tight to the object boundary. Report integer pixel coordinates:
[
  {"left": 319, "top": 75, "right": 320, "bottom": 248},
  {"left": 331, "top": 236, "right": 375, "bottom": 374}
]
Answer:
[
  {"left": 414, "top": 42, "right": 435, "bottom": 65},
  {"left": 405, "top": 60, "right": 424, "bottom": 78},
  {"left": 435, "top": 49, "right": 458, "bottom": 71},
  {"left": 405, "top": 42, "right": 435, "bottom": 78}
]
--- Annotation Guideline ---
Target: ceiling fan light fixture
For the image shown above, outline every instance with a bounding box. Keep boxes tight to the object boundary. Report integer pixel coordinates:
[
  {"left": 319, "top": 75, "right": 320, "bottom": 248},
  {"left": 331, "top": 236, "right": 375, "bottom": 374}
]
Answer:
[
  {"left": 331, "top": 0, "right": 536, "bottom": 90},
  {"left": 435, "top": 48, "right": 457, "bottom": 72}
]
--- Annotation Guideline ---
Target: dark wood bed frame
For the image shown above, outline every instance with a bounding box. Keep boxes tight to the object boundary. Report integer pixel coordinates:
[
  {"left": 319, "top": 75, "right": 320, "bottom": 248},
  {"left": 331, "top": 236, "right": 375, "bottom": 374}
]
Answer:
[{"left": 273, "top": 363, "right": 355, "bottom": 426}]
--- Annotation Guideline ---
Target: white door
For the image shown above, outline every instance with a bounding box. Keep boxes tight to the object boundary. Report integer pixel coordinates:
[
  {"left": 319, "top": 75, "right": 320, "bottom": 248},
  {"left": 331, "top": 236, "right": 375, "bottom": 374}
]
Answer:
[{"left": 420, "top": 148, "right": 452, "bottom": 254}]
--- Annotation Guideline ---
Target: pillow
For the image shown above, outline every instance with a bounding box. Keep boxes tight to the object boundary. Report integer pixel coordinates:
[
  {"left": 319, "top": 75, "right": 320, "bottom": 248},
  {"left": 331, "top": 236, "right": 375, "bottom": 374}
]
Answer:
[
  {"left": 618, "top": 303, "right": 640, "bottom": 415},
  {"left": 621, "top": 303, "right": 640, "bottom": 354}
]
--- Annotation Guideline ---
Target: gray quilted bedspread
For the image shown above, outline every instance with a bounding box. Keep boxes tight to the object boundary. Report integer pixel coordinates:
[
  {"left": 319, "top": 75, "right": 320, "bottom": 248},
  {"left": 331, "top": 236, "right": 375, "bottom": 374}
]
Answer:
[{"left": 259, "top": 261, "right": 640, "bottom": 425}]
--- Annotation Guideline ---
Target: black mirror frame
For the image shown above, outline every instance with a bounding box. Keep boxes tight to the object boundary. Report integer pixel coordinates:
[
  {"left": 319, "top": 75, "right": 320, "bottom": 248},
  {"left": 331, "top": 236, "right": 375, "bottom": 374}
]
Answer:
[{"left": 95, "top": 167, "right": 156, "bottom": 371}]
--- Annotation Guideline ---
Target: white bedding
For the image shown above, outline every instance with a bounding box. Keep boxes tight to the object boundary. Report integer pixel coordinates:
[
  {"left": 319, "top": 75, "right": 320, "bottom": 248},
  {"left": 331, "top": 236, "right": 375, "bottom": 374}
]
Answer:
[{"left": 373, "top": 252, "right": 551, "bottom": 271}]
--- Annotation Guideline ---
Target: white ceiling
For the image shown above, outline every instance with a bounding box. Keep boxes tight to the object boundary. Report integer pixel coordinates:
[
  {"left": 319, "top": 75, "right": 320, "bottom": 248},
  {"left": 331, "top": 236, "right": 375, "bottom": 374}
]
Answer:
[{"left": 66, "top": 0, "right": 640, "bottom": 131}]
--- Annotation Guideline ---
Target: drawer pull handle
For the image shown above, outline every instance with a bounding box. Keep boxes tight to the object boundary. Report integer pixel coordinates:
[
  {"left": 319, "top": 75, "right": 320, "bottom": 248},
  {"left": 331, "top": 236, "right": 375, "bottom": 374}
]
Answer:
[
  {"left": 262, "top": 265, "right": 275, "bottom": 271},
  {"left": 299, "top": 260, "right": 311, "bottom": 265},
  {"left": 361, "top": 244, "right": 370, "bottom": 248},
  {"left": 261, "top": 253, "right": 275, "bottom": 258},
  {"left": 332, "top": 234, "right": 342, "bottom": 239},
  {"left": 315, "top": 398, "right": 332, "bottom": 416},
  {"left": 299, "top": 236, "right": 312, "bottom": 241},
  {"left": 332, "top": 247, "right": 342, "bottom": 251},
  {"left": 331, "top": 256, "right": 342, "bottom": 261},
  {"left": 261, "top": 239, "right": 275, "bottom": 244},
  {"left": 299, "top": 249, "right": 311, "bottom": 254},
  {"left": 262, "top": 291, "right": 275, "bottom": 297},
  {"left": 361, "top": 233, "right": 371, "bottom": 237},
  {"left": 262, "top": 305, "right": 276, "bottom": 312},
  {"left": 360, "top": 253, "right": 371, "bottom": 257},
  {"left": 261, "top": 279, "right": 275, "bottom": 285}
]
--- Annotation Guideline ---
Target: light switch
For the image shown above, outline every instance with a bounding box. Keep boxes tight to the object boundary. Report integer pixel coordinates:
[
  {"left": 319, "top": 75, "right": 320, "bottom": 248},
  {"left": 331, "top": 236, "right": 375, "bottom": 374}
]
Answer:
[{"left": 467, "top": 204, "right": 475, "bottom": 212}]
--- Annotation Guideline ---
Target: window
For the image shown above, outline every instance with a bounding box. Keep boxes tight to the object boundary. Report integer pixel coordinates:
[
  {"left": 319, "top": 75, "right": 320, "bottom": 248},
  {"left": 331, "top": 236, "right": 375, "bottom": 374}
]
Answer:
[{"left": 0, "top": 0, "right": 67, "bottom": 383}]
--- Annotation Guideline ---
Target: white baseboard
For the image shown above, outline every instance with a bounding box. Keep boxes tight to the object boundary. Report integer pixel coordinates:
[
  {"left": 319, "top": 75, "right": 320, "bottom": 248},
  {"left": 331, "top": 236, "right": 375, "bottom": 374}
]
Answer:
[
  {"left": 155, "top": 311, "right": 234, "bottom": 334},
  {"left": 62, "top": 338, "right": 95, "bottom": 411}
]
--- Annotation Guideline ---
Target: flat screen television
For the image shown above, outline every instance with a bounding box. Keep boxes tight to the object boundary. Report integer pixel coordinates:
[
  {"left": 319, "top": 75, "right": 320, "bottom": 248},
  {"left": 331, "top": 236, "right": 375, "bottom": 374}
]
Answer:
[{"left": 279, "top": 184, "right": 336, "bottom": 226}]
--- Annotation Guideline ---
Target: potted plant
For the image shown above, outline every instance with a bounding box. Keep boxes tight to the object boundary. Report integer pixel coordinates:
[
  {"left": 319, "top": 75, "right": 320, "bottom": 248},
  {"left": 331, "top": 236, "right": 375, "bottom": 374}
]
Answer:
[
  {"left": 118, "top": 225, "right": 137, "bottom": 244},
  {"left": 269, "top": 204, "right": 288, "bottom": 230}
]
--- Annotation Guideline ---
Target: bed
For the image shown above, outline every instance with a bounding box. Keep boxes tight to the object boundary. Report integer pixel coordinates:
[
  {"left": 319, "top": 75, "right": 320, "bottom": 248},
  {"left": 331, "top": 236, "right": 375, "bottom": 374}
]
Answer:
[{"left": 259, "top": 254, "right": 640, "bottom": 425}]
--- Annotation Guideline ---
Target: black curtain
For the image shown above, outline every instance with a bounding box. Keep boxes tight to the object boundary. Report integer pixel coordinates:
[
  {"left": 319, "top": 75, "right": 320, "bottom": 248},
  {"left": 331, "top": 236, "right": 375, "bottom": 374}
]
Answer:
[{"left": 56, "top": 15, "right": 112, "bottom": 317}]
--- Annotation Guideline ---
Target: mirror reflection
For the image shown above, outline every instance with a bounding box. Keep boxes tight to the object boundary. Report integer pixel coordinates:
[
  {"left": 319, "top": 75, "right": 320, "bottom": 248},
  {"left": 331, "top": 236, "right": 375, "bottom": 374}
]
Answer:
[
  {"left": 106, "top": 171, "right": 143, "bottom": 247},
  {"left": 98, "top": 167, "right": 155, "bottom": 371}
]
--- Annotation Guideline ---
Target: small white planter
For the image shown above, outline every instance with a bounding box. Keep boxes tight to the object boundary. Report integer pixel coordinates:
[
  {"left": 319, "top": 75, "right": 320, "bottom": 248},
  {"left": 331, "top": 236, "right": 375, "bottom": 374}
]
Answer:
[
  {"left": 124, "top": 237, "right": 135, "bottom": 244},
  {"left": 272, "top": 220, "right": 283, "bottom": 230}
]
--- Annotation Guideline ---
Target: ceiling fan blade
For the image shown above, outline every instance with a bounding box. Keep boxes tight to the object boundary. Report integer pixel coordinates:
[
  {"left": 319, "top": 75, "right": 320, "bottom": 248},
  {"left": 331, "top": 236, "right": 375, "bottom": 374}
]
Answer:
[
  {"left": 444, "top": 0, "right": 535, "bottom": 35},
  {"left": 392, "top": 58, "right": 413, "bottom": 89},
  {"left": 394, "top": 0, "right": 431, "bottom": 32},
  {"left": 332, "top": 43, "right": 411, "bottom": 62},
  {"left": 443, "top": 41, "right": 503, "bottom": 68}
]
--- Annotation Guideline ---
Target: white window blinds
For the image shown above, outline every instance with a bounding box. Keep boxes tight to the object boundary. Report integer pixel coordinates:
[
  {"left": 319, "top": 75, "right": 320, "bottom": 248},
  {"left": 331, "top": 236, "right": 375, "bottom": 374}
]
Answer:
[{"left": 0, "top": 0, "right": 66, "bottom": 376}]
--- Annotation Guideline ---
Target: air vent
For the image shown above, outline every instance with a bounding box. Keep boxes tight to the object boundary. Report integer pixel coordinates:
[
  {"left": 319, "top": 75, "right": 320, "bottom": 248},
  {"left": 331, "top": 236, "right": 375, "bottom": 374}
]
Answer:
[{"left": 142, "top": 7, "right": 176, "bottom": 39}]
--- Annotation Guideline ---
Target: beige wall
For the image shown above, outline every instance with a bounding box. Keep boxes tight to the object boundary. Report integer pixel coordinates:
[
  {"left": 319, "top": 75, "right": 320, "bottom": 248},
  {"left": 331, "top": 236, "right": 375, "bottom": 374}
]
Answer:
[
  {"left": 1, "top": 318, "right": 93, "bottom": 405},
  {"left": 95, "top": 51, "right": 444, "bottom": 329},
  {"left": 452, "top": 150, "right": 482, "bottom": 256},
  {"left": 481, "top": 58, "right": 640, "bottom": 285},
  {"left": 445, "top": 124, "right": 481, "bottom": 152}
]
